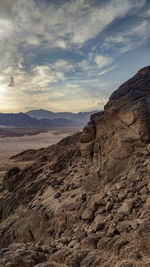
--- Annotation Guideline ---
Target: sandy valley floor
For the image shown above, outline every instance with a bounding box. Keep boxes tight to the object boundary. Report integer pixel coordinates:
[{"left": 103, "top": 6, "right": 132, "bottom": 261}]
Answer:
[{"left": 0, "top": 128, "right": 80, "bottom": 180}]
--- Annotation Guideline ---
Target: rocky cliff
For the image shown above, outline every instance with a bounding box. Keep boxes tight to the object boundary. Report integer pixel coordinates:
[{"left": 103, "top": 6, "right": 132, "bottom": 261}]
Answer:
[{"left": 1, "top": 67, "right": 150, "bottom": 266}]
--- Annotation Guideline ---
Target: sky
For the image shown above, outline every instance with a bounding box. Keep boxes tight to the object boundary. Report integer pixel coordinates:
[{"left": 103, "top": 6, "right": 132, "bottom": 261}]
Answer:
[{"left": 0, "top": 0, "right": 150, "bottom": 113}]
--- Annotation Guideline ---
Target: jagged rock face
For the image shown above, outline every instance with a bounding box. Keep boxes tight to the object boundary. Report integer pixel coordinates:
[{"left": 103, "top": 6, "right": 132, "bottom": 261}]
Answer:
[
  {"left": 106, "top": 66, "right": 150, "bottom": 142},
  {"left": 1, "top": 67, "right": 150, "bottom": 266},
  {"left": 80, "top": 66, "right": 150, "bottom": 187}
]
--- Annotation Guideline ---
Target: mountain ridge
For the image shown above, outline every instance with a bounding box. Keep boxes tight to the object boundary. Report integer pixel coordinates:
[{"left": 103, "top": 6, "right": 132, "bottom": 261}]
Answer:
[
  {"left": 26, "top": 109, "right": 100, "bottom": 126},
  {"left": 0, "top": 112, "right": 76, "bottom": 128},
  {"left": 0, "top": 110, "right": 100, "bottom": 128}
]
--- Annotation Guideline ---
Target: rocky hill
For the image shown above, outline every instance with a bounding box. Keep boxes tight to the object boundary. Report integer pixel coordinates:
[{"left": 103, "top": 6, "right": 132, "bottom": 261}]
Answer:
[{"left": 1, "top": 67, "right": 150, "bottom": 266}]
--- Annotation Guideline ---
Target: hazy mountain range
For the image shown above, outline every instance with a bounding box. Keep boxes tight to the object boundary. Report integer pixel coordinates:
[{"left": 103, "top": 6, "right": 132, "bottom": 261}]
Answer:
[
  {"left": 26, "top": 109, "right": 100, "bottom": 125},
  {"left": 0, "top": 109, "right": 100, "bottom": 128}
]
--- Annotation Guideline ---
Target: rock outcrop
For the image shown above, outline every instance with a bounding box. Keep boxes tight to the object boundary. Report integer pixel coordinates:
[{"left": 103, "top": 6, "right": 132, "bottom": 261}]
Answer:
[{"left": 1, "top": 67, "right": 150, "bottom": 266}]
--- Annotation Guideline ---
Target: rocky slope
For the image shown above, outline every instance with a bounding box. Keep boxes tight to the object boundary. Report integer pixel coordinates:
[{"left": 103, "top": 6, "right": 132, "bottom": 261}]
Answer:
[{"left": 1, "top": 67, "right": 150, "bottom": 266}]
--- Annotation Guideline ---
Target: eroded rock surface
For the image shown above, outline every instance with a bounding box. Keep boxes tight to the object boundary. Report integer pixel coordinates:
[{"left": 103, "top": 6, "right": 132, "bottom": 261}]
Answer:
[{"left": 1, "top": 67, "right": 150, "bottom": 266}]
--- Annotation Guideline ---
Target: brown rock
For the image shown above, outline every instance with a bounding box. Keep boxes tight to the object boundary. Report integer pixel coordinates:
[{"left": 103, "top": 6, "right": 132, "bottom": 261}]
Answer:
[
  {"left": 54, "top": 192, "right": 61, "bottom": 199},
  {"left": 147, "top": 144, "right": 150, "bottom": 152},
  {"left": 97, "top": 237, "right": 111, "bottom": 250},
  {"left": 81, "top": 235, "right": 99, "bottom": 249},
  {"left": 91, "top": 215, "right": 105, "bottom": 232},
  {"left": 144, "top": 196, "right": 150, "bottom": 209},
  {"left": 106, "top": 201, "right": 113, "bottom": 211},
  {"left": 117, "top": 220, "right": 130, "bottom": 233},
  {"left": 118, "top": 200, "right": 134, "bottom": 216},
  {"left": 140, "top": 186, "right": 148, "bottom": 194},
  {"left": 82, "top": 208, "right": 94, "bottom": 220},
  {"left": 147, "top": 182, "right": 150, "bottom": 192},
  {"left": 90, "top": 201, "right": 99, "bottom": 211}
]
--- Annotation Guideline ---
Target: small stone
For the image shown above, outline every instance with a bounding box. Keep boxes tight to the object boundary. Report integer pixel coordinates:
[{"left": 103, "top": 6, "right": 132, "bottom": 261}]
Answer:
[
  {"left": 97, "top": 237, "right": 111, "bottom": 250},
  {"left": 147, "top": 182, "right": 150, "bottom": 192},
  {"left": 147, "top": 144, "right": 150, "bottom": 152},
  {"left": 81, "top": 235, "right": 99, "bottom": 249},
  {"left": 143, "top": 150, "right": 149, "bottom": 156},
  {"left": 130, "top": 221, "right": 138, "bottom": 230},
  {"left": 107, "top": 224, "right": 118, "bottom": 237},
  {"left": 96, "top": 207, "right": 105, "bottom": 214},
  {"left": 140, "top": 186, "right": 148, "bottom": 194},
  {"left": 86, "top": 228, "right": 94, "bottom": 235},
  {"left": 144, "top": 196, "right": 150, "bottom": 208},
  {"left": 91, "top": 215, "right": 105, "bottom": 232},
  {"left": 0, "top": 185, "right": 3, "bottom": 192},
  {"left": 119, "top": 262, "right": 133, "bottom": 267},
  {"left": 68, "top": 240, "right": 79, "bottom": 248},
  {"left": 116, "top": 181, "right": 126, "bottom": 190},
  {"left": 141, "top": 195, "right": 148, "bottom": 203},
  {"left": 82, "top": 208, "right": 94, "bottom": 220},
  {"left": 147, "top": 162, "right": 150, "bottom": 172},
  {"left": 118, "top": 190, "right": 127, "bottom": 201},
  {"left": 54, "top": 192, "right": 61, "bottom": 199},
  {"left": 106, "top": 201, "right": 113, "bottom": 211},
  {"left": 63, "top": 185, "right": 69, "bottom": 191},
  {"left": 80, "top": 167, "right": 89, "bottom": 176},
  {"left": 77, "top": 202, "right": 87, "bottom": 219},
  {"left": 113, "top": 214, "right": 124, "bottom": 224},
  {"left": 81, "top": 193, "right": 86, "bottom": 201},
  {"left": 90, "top": 201, "right": 99, "bottom": 211},
  {"left": 70, "top": 183, "right": 77, "bottom": 190},
  {"left": 118, "top": 200, "right": 134, "bottom": 216},
  {"left": 117, "top": 220, "right": 130, "bottom": 233}
]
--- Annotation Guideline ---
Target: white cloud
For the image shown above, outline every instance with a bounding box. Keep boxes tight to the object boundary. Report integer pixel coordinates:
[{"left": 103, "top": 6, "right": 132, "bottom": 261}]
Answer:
[
  {"left": 103, "top": 19, "right": 150, "bottom": 54},
  {"left": 0, "top": 19, "right": 14, "bottom": 39},
  {"left": 98, "top": 65, "right": 118, "bottom": 75},
  {"left": 0, "top": 0, "right": 146, "bottom": 51},
  {"left": 95, "top": 54, "right": 113, "bottom": 68},
  {"left": 56, "top": 40, "right": 67, "bottom": 49},
  {"left": 78, "top": 59, "right": 92, "bottom": 71},
  {"left": 54, "top": 60, "right": 74, "bottom": 72},
  {"left": 95, "top": 98, "right": 107, "bottom": 107},
  {"left": 0, "top": 0, "right": 149, "bottom": 113}
]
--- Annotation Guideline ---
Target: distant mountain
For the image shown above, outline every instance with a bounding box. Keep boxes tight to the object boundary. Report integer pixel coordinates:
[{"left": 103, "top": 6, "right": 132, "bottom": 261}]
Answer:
[
  {"left": 0, "top": 113, "right": 76, "bottom": 128},
  {"left": 26, "top": 109, "right": 100, "bottom": 126}
]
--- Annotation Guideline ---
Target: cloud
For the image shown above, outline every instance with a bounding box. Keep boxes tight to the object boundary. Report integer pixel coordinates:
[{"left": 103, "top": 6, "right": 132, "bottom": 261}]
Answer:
[
  {"left": 15, "top": 64, "right": 66, "bottom": 93},
  {"left": 95, "top": 54, "right": 114, "bottom": 68},
  {"left": 0, "top": 0, "right": 149, "bottom": 113},
  {"left": 53, "top": 60, "right": 75, "bottom": 72},
  {"left": 98, "top": 65, "right": 118, "bottom": 75},
  {"left": 95, "top": 98, "right": 107, "bottom": 107},
  {"left": 102, "top": 18, "right": 150, "bottom": 54}
]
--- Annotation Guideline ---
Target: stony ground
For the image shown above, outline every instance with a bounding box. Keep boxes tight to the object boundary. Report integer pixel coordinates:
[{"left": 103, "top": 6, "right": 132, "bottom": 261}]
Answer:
[{"left": 1, "top": 67, "right": 150, "bottom": 266}]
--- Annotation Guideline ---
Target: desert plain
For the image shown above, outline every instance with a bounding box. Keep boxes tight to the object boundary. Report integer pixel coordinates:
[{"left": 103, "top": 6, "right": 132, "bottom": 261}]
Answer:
[{"left": 0, "top": 127, "right": 80, "bottom": 181}]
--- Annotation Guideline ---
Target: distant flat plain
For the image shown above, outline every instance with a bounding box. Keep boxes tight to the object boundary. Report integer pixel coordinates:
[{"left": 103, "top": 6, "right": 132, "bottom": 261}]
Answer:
[{"left": 0, "top": 127, "right": 81, "bottom": 179}]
